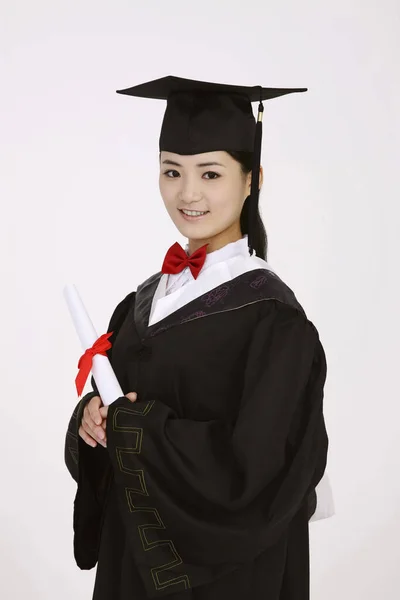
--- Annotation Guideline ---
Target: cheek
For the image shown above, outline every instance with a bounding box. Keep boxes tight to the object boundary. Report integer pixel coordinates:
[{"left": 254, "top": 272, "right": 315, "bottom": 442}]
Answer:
[
  {"left": 159, "top": 178, "right": 176, "bottom": 210},
  {"left": 210, "top": 179, "right": 244, "bottom": 215},
  {"left": 158, "top": 175, "right": 167, "bottom": 199}
]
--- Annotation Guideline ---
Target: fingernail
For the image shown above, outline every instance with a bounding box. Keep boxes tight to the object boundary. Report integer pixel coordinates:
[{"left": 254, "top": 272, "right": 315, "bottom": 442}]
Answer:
[{"left": 98, "top": 431, "right": 104, "bottom": 440}]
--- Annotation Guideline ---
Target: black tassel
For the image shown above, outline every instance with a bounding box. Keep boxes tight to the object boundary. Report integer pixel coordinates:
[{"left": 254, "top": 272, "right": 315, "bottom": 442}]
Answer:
[{"left": 248, "top": 97, "right": 264, "bottom": 256}]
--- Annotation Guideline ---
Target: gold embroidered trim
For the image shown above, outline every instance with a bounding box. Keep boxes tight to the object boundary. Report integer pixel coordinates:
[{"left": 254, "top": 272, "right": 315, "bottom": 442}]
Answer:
[{"left": 113, "top": 403, "right": 191, "bottom": 592}]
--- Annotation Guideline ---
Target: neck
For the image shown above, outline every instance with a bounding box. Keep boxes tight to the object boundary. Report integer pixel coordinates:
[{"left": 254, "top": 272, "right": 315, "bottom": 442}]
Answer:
[{"left": 187, "top": 223, "right": 243, "bottom": 255}]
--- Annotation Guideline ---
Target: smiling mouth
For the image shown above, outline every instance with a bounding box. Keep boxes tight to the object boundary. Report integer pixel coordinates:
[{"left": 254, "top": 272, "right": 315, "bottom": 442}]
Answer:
[
  {"left": 179, "top": 209, "right": 210, "bottom": 219},
  {"left": 179, "top": 209, "right": 209, "bottom": 214}
]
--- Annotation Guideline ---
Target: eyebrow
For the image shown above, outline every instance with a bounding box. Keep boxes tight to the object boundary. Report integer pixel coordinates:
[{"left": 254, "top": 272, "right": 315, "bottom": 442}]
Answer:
[{"left": 162, "top": 159, "right": 226, "bottom": 168}]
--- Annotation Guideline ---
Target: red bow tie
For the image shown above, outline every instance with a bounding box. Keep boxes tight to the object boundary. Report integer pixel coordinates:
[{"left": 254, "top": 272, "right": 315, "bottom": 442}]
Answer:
[{"left": 161, "top": 242, "right": 209, "bottom": 280}]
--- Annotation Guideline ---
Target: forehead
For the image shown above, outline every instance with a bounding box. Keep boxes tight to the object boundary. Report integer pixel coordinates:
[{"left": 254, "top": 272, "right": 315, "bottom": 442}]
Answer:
[{"left": 160, "top": 150, "right": 230, "bottom": 165}]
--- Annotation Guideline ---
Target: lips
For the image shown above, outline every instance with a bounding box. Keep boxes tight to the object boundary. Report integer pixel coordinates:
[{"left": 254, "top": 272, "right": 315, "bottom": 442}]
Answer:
[
  {"left": 179, "top": 209, "right": 210, "bottom": 221},
  {"left": 179, "top": 209, "right": 209, "bottom": 214}
]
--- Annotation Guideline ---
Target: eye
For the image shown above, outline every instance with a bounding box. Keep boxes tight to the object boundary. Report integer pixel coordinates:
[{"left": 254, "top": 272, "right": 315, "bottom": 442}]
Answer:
[
  {"left": 203, "top": 171, "right": 220, "bottom": 180},
  {"left": 163, "top": 169, "right": 180, "bottom": 178}
]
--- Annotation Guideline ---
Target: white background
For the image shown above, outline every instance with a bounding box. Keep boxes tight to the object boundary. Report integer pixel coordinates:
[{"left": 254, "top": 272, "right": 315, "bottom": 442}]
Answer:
[{"left": 1, "top": 1, "right": 399, "bottom": 598}]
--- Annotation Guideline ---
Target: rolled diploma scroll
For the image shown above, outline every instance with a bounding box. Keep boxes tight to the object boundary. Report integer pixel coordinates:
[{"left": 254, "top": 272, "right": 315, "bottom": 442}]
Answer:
[{"left": 63, "top": 284, "right": 123, "bottom": 406}]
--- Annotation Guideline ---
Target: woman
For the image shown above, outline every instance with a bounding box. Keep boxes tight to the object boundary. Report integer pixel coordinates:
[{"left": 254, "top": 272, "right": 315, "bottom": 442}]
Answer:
[{"left": 65, "top": 76, "right": 332, "bottom": 599}]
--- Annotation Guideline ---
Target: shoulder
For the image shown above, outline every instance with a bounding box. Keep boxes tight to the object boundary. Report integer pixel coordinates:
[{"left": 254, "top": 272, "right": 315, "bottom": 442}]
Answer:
[
  {"left": 108, "top": 270, "right": 162, "bottom": 328},
  {"left": 107, "top": 290, "right": 136, "bottom": 331},
  {"left": 245, "top": 259, "right": 322, "bottom": 339},
  {"left": 243, "top": 255, "right": 307, "bottom": 317},
  {"left": 137, "top": 271, "right": 163, "bottom": 294}
]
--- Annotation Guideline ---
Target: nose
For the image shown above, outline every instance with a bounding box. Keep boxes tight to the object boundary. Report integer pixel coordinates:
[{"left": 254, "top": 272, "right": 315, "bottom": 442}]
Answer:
[{"left": 178, "top": 175, "right": 203, "bottom": 205}]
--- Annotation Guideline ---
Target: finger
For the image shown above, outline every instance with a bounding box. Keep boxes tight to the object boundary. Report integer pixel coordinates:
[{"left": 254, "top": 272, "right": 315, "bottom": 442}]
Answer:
[
  {"left": 81, "top": 422, "right": 107, "bottom": 448},
  {"left": 100, "top": 419, "right": 107, "bottom": 445},
  {"left": 79, "top": 425, "right": 97, "bottom": 448},
  {"left": 99, "top": 406, "right": 108, "bottom": 419},
  {"left": 84, "top": 403, "right": 105, "bottom": 437},
  {"left": 125, "top": 392, "right": 137, "bottom": 402},
  {"left": 83, "top": 407, "right": 100, "bottom": 437},
  {"left": 88, "top": 395, "right": 103, "bottom": 425},
  {"left": 83, "top": 404, "right": 98, "bottom": 429},
  {"left": 82, "top": 412, "right": 106, "bottom": 442}
]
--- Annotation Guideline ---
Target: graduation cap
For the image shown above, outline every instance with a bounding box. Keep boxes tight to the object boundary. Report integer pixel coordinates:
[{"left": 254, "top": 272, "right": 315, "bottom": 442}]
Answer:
[{"left": 116, "top": 76, "right": 307, "bottom": 256}]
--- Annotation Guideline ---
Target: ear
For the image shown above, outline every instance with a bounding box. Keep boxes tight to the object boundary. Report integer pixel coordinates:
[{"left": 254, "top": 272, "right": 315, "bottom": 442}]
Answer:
[
  {"left": 259, "top": 165, "right": 264, "bottom": 190},
  {"left": 247, "top": 165, "right": 264, "bottom": 192},
  {"left": 246, "top": 171, "right": 252, "bottom": 194}
]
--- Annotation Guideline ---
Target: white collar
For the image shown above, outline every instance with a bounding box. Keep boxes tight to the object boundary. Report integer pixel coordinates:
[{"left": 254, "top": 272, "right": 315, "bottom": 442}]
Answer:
[{"left": 184, "top": 235, "right": 250, "bottom": 274}]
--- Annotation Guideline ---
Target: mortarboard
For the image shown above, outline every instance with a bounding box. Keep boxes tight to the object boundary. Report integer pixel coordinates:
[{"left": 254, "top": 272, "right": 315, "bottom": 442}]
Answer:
[{"left": 116, "top": 76, "right": 307, "bottom": 255}]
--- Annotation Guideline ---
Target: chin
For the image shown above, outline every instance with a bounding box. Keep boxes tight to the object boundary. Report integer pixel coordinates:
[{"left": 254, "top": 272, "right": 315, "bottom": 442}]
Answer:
[
  {"left": 180, "top": 227, "right": 216, "bottom": 242},
  {"left": 173, "top": 221, "right": 212, "bottom": 239}
]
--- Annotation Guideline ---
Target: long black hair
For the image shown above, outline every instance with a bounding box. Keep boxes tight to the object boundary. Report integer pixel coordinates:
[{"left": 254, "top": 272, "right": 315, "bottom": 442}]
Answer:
[{"left": 226, "top": 151, "right": 268, "bottom": 261}]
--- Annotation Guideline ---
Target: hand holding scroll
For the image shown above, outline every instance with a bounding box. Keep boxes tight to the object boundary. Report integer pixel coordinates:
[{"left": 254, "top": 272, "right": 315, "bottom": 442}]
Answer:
[{"left": 79, "top": 392, "right": 138, "bottom": 447}]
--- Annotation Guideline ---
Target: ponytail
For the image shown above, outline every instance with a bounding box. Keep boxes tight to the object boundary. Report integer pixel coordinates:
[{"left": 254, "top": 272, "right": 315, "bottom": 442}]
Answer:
[{"left": 226, "top": 151, "right": 268, "bottom": 261}]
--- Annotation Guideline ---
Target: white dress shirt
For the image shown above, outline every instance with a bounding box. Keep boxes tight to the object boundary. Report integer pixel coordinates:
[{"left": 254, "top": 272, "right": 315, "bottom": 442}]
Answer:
[{"left": 149, "top": 234, "right": 273, "bottom": 327}]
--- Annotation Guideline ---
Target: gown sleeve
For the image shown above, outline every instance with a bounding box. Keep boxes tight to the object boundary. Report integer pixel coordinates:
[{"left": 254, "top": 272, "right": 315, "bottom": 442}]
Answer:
[
  {"left": 64, "top": 291, "right": 136, "bottom": 569},
  {"left": 105, "top": 301, "right": 329, "bottom": 596},
  {"left": 64, "top": 390, "right": 100, "bottom": 483}
]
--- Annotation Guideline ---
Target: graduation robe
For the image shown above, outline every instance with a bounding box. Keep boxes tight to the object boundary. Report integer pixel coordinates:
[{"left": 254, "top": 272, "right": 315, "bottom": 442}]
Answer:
[{"left": 65, "top": 267, "right": 329, "bottom": 599}]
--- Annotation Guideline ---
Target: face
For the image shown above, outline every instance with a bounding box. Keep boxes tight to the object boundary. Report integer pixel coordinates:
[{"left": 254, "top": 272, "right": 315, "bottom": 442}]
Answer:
[{"left": 159, "top": 150, "right": 257, "bottom": 254}]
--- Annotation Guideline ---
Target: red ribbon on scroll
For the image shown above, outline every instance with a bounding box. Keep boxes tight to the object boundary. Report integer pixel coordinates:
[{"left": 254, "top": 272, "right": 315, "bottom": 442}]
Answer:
[{"left": 75, "top": 332, "right": 114, "bottom": 396}]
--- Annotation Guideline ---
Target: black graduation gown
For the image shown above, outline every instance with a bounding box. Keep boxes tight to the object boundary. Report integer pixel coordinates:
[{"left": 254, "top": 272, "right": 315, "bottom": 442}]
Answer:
[{"left": 65, "top": 268, "right": 328, "bottom": 599}]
